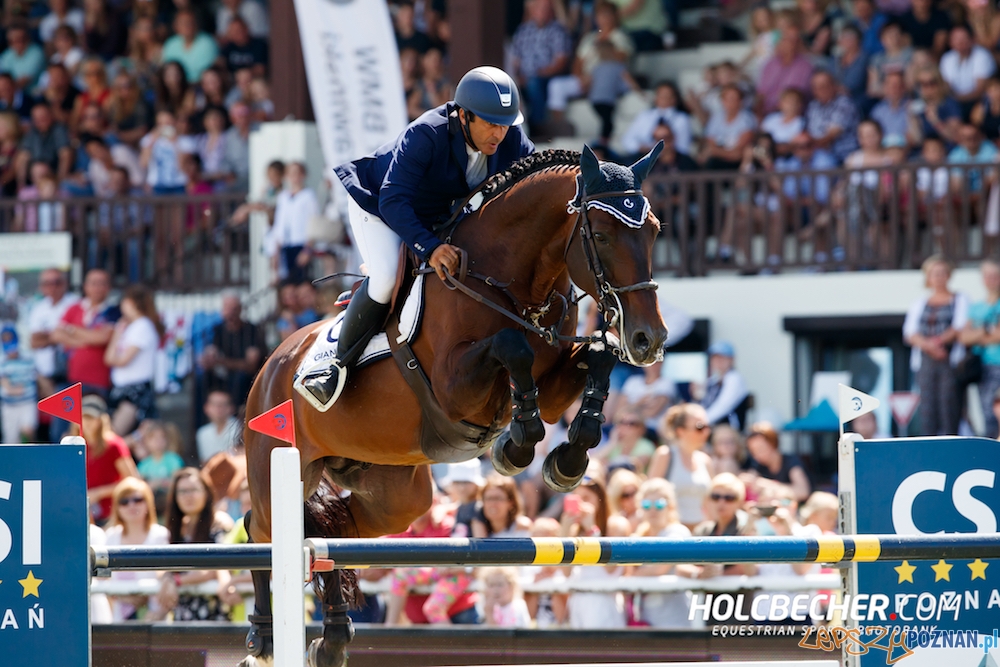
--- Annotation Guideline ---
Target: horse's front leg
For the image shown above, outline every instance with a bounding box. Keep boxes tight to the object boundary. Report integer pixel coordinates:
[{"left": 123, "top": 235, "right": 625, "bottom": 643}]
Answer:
[
  {"left": 437, "top": 327, "right": 545, "bottom": 475},
  {"left": 537, "top": 342, "right": 617, "bottom": 492}
]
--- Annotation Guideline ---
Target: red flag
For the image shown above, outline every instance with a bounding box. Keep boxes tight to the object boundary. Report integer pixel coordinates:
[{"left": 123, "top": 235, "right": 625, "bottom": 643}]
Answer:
[
  {"left": 247, "top": 399, "right": 297, "bottom": 446},
  {"left": 37, "top": 382, "right": 83, "bottom": 428}
]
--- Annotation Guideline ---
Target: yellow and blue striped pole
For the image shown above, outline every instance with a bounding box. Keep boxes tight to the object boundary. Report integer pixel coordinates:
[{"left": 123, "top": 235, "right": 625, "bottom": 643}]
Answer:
[{"left": 93, "top": 534, "right": 1000, "bottom": 573}]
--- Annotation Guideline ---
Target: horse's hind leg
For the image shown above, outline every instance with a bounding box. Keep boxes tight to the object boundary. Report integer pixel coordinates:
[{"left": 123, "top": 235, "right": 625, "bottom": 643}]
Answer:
[
  {"left": 239, "top": 510, "right": 275, "bottom": 667},
  {"left": 306, "top": 465, "right": 432, "bottom": 667},
  {"left": 307, "top": 570, "right": 355, "bottom": 667},
  {"left": 542, "top": 345, "right": 617, "bottom": 492}
]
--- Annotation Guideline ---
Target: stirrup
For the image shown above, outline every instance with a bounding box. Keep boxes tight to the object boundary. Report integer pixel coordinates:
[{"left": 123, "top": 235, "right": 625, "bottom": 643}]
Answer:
[{"left": 293, "top": 362, "right": 347, "bottom": 413}]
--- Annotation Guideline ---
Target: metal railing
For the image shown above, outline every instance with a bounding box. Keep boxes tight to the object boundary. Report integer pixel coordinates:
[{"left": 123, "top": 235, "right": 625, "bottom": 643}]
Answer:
[
  {"left": 0, "top": 192, "right": 250, "bottom": 291},
  {"left": 6, "top": 160, "right": 997, "bottom": 290},
  {"left": 645, "top": 160, "right": 999, "bottom": 276}
]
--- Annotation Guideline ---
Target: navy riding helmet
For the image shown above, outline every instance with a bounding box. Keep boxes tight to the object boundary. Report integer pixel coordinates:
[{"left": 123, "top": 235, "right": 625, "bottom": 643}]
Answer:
[{"left": 454, "top": 66, "right": 524, "bottom": 127}]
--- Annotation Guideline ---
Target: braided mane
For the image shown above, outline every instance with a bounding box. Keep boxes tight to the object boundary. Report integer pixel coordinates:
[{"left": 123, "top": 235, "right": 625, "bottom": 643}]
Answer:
[{"left": 478, "top": 149, "right": 581, "bottom": 203}]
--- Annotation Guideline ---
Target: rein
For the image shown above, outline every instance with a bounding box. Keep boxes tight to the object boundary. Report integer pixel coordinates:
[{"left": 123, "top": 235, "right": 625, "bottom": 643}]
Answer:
[{"left": 421, "top": 186, "right": 658, "bottom": 350}]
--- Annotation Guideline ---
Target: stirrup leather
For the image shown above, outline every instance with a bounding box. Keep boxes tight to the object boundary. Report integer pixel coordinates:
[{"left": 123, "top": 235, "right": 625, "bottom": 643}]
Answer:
[{"left": 293, "top": 360, "right": 348, "bottom": 413}]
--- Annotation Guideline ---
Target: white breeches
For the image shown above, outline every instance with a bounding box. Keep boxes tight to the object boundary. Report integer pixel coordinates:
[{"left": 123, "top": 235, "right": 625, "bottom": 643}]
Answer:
[{"left": 347, "top": 197, "right": 402, "bottom": 304}]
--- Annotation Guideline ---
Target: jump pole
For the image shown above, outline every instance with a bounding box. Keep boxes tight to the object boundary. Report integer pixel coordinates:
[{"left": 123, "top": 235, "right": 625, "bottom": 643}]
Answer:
[{"left": 271, "top": 446, "right": 306, "bottom": 667}]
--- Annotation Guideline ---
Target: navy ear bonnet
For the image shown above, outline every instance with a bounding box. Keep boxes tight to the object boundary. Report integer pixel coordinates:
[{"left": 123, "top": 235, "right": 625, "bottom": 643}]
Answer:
[{"left": 568, "top": 142, "right": 663, "bottom": 229}]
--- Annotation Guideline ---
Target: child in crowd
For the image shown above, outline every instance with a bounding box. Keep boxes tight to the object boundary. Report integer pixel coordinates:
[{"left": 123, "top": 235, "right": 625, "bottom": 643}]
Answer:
[
  {"left": 0, "top": 326, "right": 38, "bottom": 443},
  {"left": 481, "top": 567, "right": 531, "bottom": 628},
  {"left": 136, "top": 420, "right": 185, "bottom": 517},
  {"left": 196, "top": 390, "right": 239, "bottom": 464},
  {"left": 916, "top": 137, "right": 950, "bottom": 203},
  {"left": 521, "top": 517, "right": 567, "bottom": 627},
  {"left": 741, "top": 6, "right": 778, "bottom": 82}
]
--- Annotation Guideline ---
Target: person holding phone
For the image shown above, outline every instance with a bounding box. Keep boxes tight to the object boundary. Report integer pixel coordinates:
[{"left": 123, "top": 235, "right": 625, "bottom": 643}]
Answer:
[
  {"left": 746, "top": 481, "right": 818, "bottom": 621},
  {"left": 139, "top": 109, "right": 188, "bottom": 194}
]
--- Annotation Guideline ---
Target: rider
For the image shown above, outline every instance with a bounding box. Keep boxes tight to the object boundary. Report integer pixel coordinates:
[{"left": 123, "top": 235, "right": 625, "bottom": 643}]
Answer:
[{"left": 299, "top": 66, "right": 535, "bottom": 410}]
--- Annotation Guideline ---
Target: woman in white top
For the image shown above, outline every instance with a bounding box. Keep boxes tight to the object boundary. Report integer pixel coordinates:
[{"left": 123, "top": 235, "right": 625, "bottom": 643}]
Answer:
[
  {"left": 104, "top": 477, "right": 171, "bottom": 621},
  {"left": 631, "top": 479, "right": 700, "bottom": 628},
  {"left": 648, "top": 403, "right": 716, "bottom": 529},
  {"left": 105, "top": 284, "right": 164, "bottom": 435}
]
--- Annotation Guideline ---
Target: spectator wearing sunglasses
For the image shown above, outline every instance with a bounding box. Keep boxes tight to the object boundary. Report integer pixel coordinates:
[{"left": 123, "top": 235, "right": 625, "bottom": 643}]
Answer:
[
  {"left": 648, "top": 403, "right": 715, "bottom": 530},
  {"left": 631, "top": 479, "right": 699, "bottom": 628},
  {"left": 745, "top": 421, "right": 812, "bottom": 503},
  {"left": 693, "top": 473, "right": 755, "bottom": 576},
  {"left": 596, "top": 407, "right": 656, "bottom": 474},
  {"left": 103, "top": 477, "right": 169, "bottom": 620}
]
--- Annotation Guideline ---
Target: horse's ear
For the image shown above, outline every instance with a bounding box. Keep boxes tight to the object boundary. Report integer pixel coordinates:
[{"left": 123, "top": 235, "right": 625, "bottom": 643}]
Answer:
[
  {"left": 630, "top": 140, "right": 664, "bottom": 186},
  {"left": 580, "top": 144, "right": 604, "bottom": 191}
]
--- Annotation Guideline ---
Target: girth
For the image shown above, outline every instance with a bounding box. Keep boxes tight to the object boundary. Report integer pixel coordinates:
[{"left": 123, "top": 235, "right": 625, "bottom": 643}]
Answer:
[{"left": 385, "top": 312, "right": 505, "bottom": 463}]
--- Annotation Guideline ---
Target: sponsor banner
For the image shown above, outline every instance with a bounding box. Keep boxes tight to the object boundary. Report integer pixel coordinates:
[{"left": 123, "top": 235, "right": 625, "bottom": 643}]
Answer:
[
  {"left": 293, "top": 0, "right": 407, "bottom": 173},
  {"left": 849, "top": 437, "right": 1000, "bottom": 667},
  {"left": 0, "top": 444, "right": 89, "bottom": 665}
]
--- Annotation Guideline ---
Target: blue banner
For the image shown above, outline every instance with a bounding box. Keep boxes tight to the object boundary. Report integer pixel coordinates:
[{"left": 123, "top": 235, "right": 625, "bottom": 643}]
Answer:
[
  {"left": 854, "top": 437, "right": 1000, "bottom": 667},
  {"left": 0, "top": 444, "right": 89, "bottom": 666}
]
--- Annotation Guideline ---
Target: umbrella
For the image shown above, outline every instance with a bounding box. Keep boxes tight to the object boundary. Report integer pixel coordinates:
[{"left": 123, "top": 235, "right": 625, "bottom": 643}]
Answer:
[{"left": 784, "top": 399, "right": 840, "bottom": 432}]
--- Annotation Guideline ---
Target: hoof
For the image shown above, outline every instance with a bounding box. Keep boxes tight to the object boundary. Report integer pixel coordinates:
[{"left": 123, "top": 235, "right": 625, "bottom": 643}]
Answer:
[
  {"left": 307, "top": 637, "right": 348, "bottom": 667},
  {"left": 542, "top": 445, "right": 587, "bottom": 493},
  {"left": 237, "top": 656, "right": 274, "bottom": 667},
  {"left": 490, "top": 431, "right": 532, "bottom": 476}
]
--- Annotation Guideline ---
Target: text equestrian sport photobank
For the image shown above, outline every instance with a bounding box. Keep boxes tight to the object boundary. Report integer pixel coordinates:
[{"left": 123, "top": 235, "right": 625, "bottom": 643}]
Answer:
[{"left": 4, "top": 0, "right": 1000, "bottom": 666}]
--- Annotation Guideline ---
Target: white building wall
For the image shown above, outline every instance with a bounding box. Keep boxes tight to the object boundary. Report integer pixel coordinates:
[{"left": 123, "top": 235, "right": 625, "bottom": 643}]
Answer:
[{"left": 658, "top": 267, "right": 985, "bottom": 423}]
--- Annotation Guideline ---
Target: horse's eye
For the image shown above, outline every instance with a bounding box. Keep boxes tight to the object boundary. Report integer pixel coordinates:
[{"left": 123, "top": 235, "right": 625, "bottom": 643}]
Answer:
[{"left": 593, "top": 232, "right": 610, "bottom": 244}]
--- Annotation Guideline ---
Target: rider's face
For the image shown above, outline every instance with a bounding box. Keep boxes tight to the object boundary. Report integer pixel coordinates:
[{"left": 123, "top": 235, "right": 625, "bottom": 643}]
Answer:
[{"left": 461, "top": 110, "right": 509, "bottom": 156}]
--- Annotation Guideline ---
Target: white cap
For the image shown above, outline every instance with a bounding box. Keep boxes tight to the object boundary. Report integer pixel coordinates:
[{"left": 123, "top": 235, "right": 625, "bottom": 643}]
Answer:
[{"left": 441, "top": 459, "right": 485, "bottom": 488}]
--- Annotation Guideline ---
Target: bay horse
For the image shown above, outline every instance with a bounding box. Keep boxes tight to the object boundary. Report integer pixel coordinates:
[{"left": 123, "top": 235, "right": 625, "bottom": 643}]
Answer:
[{"left": 239, "top": 145, "right": 668, "bottom": 667}]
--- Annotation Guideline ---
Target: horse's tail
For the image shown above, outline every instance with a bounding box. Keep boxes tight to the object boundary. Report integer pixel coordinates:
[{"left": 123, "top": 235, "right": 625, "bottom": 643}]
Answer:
[{"left": 304, "top": 475, "right": 363, "bottom": 607}]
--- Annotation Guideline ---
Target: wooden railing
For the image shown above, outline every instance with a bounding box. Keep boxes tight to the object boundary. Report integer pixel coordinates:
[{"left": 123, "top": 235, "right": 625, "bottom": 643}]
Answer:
[
  {"left": 0, "top": 192, "right": 250, "bottom": 291},
  {"left": 645, "top": 160, "right": 999, "bottom": 276}
]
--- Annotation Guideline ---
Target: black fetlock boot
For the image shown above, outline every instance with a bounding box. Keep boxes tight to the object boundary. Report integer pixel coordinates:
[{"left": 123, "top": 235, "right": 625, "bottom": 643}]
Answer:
[{"left": 245, "top": 614, "right": 273, "bottom": 657}]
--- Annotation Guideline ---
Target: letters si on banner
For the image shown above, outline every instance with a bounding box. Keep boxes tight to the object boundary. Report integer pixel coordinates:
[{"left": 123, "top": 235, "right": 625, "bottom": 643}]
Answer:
[
  {"left": 844, "top": 436, "right": 1000, "bottom": 667},
  {"left": 292, "top": 0, "right": 407, "bottom": 170},
  {"left": 0, "top": 444, "right": 89, "bottom": 666}
]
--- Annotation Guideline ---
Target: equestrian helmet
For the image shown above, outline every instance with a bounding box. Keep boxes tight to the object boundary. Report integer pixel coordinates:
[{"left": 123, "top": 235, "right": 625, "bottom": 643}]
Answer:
[{"left": 455, "top": 66, "right": 524, "bottom": 126}]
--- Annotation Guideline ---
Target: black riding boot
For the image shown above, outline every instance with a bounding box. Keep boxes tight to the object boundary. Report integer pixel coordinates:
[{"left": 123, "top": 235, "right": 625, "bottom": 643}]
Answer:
[{"left": 301, "top": 278, "right": 391, "bottom": 408}]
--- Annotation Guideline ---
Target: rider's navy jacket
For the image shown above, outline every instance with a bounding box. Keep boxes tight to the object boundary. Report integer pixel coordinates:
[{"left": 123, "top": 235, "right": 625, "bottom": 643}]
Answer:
[{"left": 335, "top": 102, "right": 535, "bottom": 260}]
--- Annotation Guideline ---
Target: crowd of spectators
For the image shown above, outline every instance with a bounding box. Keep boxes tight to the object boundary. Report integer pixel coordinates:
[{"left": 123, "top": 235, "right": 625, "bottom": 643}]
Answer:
[
  {"left": 0, "top": 0, "right": 272, "bottom": 209},
  {"left": 385, "top": 0, "right": 1000, "bottom": 270}
]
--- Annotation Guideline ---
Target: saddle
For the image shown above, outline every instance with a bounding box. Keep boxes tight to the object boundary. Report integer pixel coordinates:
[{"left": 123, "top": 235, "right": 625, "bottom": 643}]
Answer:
[{"left": 384, "top": 246, "right": 504, "bottom": 463}]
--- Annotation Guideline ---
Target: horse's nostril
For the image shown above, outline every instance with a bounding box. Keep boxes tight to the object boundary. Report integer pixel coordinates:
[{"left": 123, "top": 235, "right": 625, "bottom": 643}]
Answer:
[{"left": 632, "top": 331, "right": 651, "bottom": 354}]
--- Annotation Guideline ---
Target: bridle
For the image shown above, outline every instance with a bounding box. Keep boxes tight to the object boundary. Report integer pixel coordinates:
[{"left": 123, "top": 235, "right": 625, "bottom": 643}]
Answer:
[
  {"left": 428, "top": 181, "right": 659, "bottom": 360},
  {"left": 573, "top": 187, "right": 659, "bottom": 329}
]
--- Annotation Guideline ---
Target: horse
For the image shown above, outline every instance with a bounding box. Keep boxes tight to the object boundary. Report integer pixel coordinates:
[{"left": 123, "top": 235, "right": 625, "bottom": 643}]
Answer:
[{"left": 239, "top": 144, "right": 669, "bottom": 667}]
